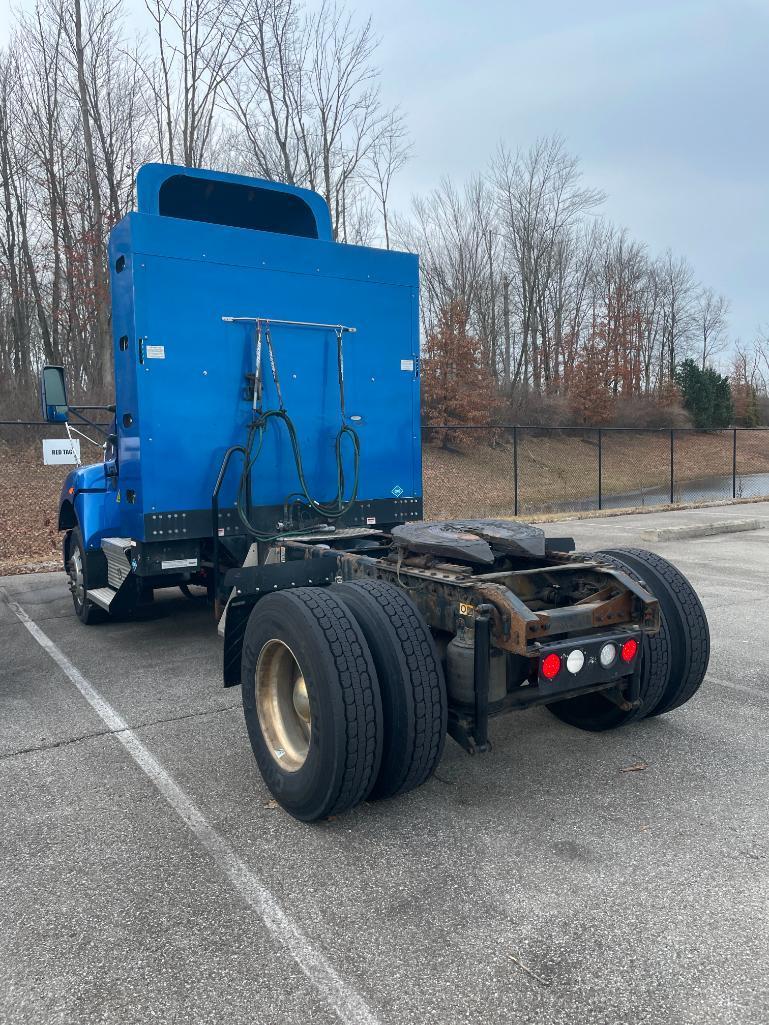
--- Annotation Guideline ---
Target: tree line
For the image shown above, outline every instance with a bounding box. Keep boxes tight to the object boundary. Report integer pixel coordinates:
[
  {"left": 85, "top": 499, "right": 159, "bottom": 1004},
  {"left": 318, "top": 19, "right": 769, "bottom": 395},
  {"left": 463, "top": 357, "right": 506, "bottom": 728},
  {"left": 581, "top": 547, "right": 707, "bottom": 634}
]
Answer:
[
  {"left": 1, "top": 0, "right": 767, "bottom": 428},
  {"left": 0, "top": 0, "right": 407, "bottom": 414},
  {"left": 393, "top": 138, "right": 769, "bottom": 429}
]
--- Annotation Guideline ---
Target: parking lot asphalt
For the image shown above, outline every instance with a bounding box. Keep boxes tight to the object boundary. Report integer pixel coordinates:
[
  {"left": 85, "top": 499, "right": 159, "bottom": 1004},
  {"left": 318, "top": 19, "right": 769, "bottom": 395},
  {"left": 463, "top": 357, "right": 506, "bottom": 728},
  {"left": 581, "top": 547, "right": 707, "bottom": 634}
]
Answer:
[{"left": 1, "top": 503, "right": 768, "bottom": 1025}]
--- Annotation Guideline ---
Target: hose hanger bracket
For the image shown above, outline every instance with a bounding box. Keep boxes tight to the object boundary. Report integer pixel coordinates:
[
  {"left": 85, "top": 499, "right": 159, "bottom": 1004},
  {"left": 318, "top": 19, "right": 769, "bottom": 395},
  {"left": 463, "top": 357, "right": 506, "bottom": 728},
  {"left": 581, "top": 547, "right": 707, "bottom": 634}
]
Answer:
[
  {"left": 222, "top": 315, "right": 356, "bottom": 334},
  {"left": 222, "top": 314, "right": 361, "bottom": 538}
]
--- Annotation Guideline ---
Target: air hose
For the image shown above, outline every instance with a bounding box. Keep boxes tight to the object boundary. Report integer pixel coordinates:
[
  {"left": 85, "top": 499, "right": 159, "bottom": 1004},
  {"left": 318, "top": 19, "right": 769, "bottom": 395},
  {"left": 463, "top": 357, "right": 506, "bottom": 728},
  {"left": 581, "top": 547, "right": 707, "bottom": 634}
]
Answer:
[{"left": 236, "top": 322, "right": 360, "bottom": 540}]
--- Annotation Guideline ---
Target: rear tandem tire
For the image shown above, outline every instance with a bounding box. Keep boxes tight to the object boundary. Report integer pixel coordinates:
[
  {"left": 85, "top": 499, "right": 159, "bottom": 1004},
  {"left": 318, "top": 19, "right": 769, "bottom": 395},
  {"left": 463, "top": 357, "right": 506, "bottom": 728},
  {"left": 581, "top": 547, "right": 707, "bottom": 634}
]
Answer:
[
  {"left": 546, "top": 547, "right": 709, "bottom": 731},
  {"left": 332, "top": 579, "right": 447, "bottom": 800},
  {"left": 594, "top": 548, "right": 710, "bottom": 717},
  {"left": 241, "top": 587, "right": 384, "bottom": 821}
]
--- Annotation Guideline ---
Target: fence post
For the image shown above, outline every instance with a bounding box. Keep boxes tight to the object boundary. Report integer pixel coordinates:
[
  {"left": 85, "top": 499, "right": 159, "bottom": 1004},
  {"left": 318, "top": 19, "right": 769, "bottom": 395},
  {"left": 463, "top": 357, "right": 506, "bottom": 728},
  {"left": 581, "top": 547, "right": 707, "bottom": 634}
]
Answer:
[
  {"left": 669, "top": 429, "right": 675, "bottom": 505},
  {"left": 732, "top": 429, "right": 737, "bottom": 499},
  {"left": 598, "top": 428, "right": 603, "bottom": 510},
  {"left": 513, "top": 426, "right": 519, "bottom": 517}
]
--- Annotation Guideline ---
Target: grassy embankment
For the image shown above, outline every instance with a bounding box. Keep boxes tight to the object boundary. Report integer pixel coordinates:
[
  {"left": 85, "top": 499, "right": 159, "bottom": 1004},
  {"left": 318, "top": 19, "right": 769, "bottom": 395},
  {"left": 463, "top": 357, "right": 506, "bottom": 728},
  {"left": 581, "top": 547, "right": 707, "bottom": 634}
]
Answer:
[{"left": 422, "top": 431, "right": 769, "bottom": 519}]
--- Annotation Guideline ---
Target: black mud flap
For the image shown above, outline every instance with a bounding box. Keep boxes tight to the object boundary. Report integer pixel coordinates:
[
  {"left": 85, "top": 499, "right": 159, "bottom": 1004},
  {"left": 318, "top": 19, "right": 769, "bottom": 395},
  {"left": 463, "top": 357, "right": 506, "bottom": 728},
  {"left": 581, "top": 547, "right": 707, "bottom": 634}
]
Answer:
[
  {"left": 221, "top": 554, "right": 338, "bottom": 687},
  {"left": 223, "top": 600, "right": 251, "bottom": 687}
]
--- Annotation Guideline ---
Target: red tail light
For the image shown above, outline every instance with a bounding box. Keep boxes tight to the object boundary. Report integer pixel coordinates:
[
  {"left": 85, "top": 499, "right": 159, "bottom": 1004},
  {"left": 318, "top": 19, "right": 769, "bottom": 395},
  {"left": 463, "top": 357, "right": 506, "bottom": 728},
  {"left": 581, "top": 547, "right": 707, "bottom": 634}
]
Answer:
[
  {"left": 621, "top": 638, "right": 639, "bottom": 662},
  {"left": 541, "top": 653, "right": 562, "bottom": 680}
]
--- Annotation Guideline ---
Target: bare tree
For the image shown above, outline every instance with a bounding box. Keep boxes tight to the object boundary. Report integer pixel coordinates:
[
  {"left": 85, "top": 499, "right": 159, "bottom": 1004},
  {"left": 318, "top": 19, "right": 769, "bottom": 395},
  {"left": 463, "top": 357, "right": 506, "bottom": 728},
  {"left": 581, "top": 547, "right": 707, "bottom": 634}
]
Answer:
[
  {"left": 393, "top": 178, "right": 491, "bottom": 348},
  {"left": 695, "top": 286, "right": 729, "bottom": 370},
  {"left": 221, "top": 0, "right": 307, "bottom": 183},
  {"left": 0, "top": 0, "right": 156, "bottom": 401},
  {"left": 143, "top": 0, "right": 241, "bottom": 167},
  {"left": 62, "top": 0, "right": 113, "bottom": 383},
  {"left": 490, "top": 136, "right": 604, "bottom": 392},
  {"left": 223, "top": 0, "right": 403, "bottom": 241},
  {"left": 0, "top": 52, "right": 34, "bottom": 389},
  {"left": 657, "top": 249, "right": 697, "bottom": 380},
  {"left": 363, "top": 109, "right": 410, "bottom": 249}
]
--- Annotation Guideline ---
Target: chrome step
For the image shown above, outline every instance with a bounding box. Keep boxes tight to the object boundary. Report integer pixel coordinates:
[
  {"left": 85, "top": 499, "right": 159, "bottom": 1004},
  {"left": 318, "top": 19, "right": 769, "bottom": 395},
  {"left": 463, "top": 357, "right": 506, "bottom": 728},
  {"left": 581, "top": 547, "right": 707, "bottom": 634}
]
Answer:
[
  {"left": 101, "top": 537, "right": 133, "bottom": 589},
  {"left": 89, "top": 586, "right": 118, "bottom": 610}
]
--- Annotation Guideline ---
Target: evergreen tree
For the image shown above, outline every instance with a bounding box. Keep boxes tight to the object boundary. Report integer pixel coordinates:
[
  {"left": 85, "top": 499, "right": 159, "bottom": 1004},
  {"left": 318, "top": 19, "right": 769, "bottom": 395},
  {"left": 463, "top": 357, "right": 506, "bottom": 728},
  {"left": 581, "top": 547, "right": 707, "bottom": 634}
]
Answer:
[{"left": 674, "top": 359, "right": 734, "bottom": 428}]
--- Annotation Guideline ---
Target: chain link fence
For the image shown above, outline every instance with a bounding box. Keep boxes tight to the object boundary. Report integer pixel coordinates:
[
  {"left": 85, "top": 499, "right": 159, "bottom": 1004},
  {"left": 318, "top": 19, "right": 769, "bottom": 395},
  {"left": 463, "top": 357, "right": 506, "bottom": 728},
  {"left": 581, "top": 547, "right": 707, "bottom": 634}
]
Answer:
[
  {"left": 422, "top": 426, "right": 769, "bottom": 520},
  {"left": 734, "top": 430, "right": 769, "bottom": 499},
  {"left": 3, "top": 421, "right": 769, "bottom": 573},
  {"left": 1, "top": 421, "right": 107, "bottom": 575},
  {"left": 421, "top": 426, "right": 515, "bottom": 519}
]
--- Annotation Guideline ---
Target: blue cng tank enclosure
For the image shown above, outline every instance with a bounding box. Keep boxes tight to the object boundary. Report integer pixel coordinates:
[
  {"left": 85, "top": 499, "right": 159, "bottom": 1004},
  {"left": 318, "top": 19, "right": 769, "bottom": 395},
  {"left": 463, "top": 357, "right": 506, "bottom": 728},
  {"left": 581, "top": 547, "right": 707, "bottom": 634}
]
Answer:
[{"left": 106, "top": 163, "right": 422, "bottom": 545}]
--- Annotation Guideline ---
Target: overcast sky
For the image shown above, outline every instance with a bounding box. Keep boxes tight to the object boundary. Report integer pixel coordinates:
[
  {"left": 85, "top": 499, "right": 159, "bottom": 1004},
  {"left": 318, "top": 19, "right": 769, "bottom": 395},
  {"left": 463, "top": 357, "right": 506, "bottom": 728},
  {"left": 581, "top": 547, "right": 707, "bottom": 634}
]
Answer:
[{"left": 1, "top": 0, "right": 767, "bottom": 348}]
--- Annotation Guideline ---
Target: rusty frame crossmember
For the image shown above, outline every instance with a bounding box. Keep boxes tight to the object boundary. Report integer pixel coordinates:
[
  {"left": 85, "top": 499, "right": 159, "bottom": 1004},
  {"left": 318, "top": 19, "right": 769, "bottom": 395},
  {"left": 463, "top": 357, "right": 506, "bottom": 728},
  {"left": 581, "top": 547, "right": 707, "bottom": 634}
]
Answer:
[{"left": 336, "top": 552, "right": 660, "bottom": 657}]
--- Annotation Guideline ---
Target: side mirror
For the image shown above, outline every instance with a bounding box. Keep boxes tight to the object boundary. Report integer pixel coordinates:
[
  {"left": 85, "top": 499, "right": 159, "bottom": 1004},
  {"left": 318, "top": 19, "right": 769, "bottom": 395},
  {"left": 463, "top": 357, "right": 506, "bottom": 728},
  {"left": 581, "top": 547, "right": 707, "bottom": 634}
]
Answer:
[{"left": 40, "top": 365, "right": 69, "bottom": 423}]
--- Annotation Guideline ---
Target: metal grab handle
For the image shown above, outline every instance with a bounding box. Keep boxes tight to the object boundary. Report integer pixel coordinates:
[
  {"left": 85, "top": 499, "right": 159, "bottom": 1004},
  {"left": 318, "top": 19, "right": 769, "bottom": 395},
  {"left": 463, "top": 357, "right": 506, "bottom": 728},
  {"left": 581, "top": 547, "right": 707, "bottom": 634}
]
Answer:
[
  {"left": 212, "top": 444, "right": 247, "bottom": 606},
  {"left": 222, "top": 316, "right": 356, "bottom": 333}
]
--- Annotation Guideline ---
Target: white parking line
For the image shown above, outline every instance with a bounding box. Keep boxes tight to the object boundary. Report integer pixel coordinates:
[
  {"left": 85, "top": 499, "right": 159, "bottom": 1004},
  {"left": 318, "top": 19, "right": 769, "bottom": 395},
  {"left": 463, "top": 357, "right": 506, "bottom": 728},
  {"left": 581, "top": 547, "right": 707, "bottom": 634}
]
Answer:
[{"left": 2, "top": 592, "right": 380, "bottom": 1025}]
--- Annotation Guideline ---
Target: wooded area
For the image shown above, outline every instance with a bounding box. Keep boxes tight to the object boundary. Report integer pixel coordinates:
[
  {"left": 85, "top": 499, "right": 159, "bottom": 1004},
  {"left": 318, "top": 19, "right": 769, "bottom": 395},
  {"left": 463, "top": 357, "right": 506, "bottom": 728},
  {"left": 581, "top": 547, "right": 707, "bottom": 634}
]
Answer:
[
  {"left": 1, "top": 0, "right": 767, "bottom": 426},
  {"left": 400, "top": 142, "right": 769, "bottom": 429},
  {"left": 0, "top": 0, "right": 408, "bottom": 415}
]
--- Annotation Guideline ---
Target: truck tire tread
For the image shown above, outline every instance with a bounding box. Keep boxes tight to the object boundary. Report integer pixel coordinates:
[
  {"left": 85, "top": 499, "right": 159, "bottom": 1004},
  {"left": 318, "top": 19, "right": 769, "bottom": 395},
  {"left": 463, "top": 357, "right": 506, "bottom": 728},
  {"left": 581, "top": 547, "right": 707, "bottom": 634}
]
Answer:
[
  {"left": 241, "top": 587, "right": 383, "bottom": 820},
  {"left": 596, "top": 547, "right": 709, "bottom": 716},
  {"left": 333, "top": 579, "right": 447, "bottom": 799}
]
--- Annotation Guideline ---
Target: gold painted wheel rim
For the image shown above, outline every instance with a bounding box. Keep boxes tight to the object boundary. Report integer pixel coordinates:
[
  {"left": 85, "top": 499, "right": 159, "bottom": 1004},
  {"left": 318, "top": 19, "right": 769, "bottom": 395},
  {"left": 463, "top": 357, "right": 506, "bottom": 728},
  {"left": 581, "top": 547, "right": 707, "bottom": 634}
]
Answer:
[{"left": 255, "top": 639, "right": 311, "bottom": 772}]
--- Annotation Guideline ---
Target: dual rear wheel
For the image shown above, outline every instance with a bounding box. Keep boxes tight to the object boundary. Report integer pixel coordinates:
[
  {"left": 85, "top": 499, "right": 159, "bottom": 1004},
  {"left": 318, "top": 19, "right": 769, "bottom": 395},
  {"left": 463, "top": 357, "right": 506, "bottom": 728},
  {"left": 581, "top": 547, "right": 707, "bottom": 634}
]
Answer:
[
  {"left": 241, "top": 550, "right": 709, "bottom": 818},
  {"left": 240, "top": 581, "right": 447, "bottom": 821},
  {"left": 547, "top": 548, "right": 710, "bottom": 731}
]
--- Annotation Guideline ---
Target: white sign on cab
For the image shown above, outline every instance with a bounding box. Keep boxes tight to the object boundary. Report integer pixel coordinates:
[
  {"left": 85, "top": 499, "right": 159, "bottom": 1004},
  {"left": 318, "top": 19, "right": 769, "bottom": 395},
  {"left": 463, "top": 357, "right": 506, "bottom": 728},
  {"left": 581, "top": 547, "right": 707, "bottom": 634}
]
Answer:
[{"left": 42, "top": 439, "right": 80, "bottom": 465}]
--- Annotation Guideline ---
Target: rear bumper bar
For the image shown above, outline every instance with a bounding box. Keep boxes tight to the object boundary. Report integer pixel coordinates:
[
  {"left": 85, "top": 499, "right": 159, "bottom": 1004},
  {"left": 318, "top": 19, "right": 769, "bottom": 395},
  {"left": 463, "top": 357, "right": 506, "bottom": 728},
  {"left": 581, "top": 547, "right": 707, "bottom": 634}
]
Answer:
[
  {"left": 533, "top": 630, "right": 641, "bottom": 697},
  {"left": 448, "top": 622, "right": 643, "bottom": 755}
]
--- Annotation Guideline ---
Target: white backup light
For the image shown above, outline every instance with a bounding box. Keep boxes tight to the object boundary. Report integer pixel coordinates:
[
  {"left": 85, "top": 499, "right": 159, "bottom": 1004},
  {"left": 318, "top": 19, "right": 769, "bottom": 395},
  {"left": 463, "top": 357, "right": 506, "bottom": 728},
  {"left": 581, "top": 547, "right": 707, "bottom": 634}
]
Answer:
[
  {"left": 599, "top": 642, "right": 617, "bottom": 668},
  {"left": 566, "top": 649, "right": 585, "bottom": 675}
]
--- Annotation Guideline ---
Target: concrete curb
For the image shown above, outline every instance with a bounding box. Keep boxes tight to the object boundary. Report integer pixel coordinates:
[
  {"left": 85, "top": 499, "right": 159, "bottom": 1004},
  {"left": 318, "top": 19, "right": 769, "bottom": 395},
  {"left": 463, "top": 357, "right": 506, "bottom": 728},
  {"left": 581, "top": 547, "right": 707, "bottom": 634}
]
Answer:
[{"left": 639, "top": 519, "right": 764, "bottom": 542}]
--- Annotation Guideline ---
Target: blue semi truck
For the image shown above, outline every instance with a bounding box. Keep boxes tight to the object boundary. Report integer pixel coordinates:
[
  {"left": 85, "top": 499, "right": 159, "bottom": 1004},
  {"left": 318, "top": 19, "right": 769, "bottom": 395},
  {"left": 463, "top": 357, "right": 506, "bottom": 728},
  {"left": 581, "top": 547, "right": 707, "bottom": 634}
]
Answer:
[{"left": 41, "top": 164, "right": 710, "bottom": 821}]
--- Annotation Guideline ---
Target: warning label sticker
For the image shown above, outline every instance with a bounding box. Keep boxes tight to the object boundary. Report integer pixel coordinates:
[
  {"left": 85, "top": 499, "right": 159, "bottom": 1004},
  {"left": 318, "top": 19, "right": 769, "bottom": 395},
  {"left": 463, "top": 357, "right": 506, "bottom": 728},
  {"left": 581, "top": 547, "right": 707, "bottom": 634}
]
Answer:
[
  {"left": 161, "top": 558, "right": 198, "bottom": 570},
  {"left": 146, "top": 344, "right": 166, "bottom": 359}
]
